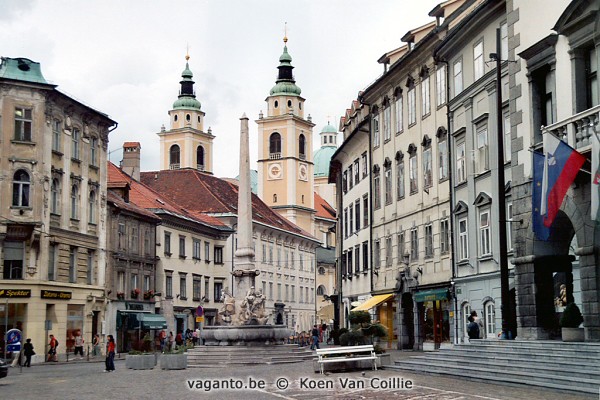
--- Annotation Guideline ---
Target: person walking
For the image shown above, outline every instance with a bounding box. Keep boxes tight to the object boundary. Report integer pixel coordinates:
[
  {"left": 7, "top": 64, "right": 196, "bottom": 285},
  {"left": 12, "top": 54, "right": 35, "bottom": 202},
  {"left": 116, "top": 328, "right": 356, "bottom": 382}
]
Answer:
[
  {"left": 104, "top": 335, "right": 115, "bottom": 372},
  {"left": 168, "top": 331, "right": 174, "bottom": 351},
  {"left": 467, "top": 315, "right": 480, "bottom": 341},
  {"left": 310, "top": 325, "right": 320, "bottom": 350},
  {"left": 23, "top": 338, "right": 35, "bottom": 367},
  {"left": 47, "top": 334, "right": 58, "bottom": 362},
  {"left": 73, "top": 330, "right": 84, "bottom": 359},
  {"left": 470, "top": 311, "right": 485, "bottom": 339},
  {"left": 92, "top": 334, "right": 101, "bottom": 357}
]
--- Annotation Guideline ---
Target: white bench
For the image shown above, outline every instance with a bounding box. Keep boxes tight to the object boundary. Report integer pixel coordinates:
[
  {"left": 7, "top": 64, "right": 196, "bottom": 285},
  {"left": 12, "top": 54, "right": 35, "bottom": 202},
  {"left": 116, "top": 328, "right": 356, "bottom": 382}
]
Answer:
[{"left": 316, "top": 345, "right": 377, "bottom": 374}]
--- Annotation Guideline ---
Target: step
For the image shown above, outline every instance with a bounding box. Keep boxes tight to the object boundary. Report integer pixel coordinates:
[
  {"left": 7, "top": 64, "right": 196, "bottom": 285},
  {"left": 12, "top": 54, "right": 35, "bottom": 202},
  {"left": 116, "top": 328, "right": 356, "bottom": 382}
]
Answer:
[
  {"left": 442, "top": 347, "right": 600, "bottom": 363},
  {"left": 385, "top": 361, "right": 600, "bottom": 395},
  {"left": 464, "top": 340, "right": 600, "bottom": 352}
]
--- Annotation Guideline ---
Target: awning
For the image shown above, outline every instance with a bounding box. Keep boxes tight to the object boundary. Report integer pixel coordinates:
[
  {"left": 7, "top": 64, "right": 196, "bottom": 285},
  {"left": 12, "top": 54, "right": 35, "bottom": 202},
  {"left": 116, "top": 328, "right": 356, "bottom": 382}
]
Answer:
[
  {"left": 317, "top": 304, "right": 334, "bottom": 321},
  {"left": 352, "top": 293, "right": 394, "bottom": 311},
  {"left": 414, "top": 288, "right": 449, "bottom": 303},
  {"left": 137, "top": 314, "right": 167, "bottom": 330}
]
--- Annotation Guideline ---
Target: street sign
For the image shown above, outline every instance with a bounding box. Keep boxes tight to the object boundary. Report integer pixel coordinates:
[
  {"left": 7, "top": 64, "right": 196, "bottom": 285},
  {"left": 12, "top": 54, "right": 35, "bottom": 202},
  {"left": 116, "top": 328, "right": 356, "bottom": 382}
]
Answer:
[
  {"left": 196, "top": 306, "right": 204, "bottom": 317},
  {"left": 6, "top": 329, "right": 21, "bottom": 345},
  {"left": 196, "top": 316, "right": 204, "bottom": 323},
  {"left": 7, "top": 344, "right": 21, "bottom": 352}
]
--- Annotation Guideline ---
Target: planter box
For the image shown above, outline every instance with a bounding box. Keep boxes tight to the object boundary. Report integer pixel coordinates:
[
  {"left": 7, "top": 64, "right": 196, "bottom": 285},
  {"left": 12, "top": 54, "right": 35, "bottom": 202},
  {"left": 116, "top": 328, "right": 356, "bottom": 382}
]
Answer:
[
  {"left": 160, "top": 353, "right": 187, "bottom": 370},
  {"left": 312, "top": 353, "right": 389, "bottom": 373},
  {"left": 562, "top": 327, "right": 585, "bottom": 342},
  {"left": 126, "top": 354, "right": 156, "bottom": 370}
]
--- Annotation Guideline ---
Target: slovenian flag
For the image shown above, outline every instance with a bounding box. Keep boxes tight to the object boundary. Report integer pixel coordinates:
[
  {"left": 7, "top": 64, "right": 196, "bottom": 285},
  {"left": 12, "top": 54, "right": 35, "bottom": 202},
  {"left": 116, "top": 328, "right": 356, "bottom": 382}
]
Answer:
[
  {"left": 540, "top": 133, "right": 585, "bottom": 228},
  {"left": 532, "top": 152, "right": 550, "bottom": 240}
]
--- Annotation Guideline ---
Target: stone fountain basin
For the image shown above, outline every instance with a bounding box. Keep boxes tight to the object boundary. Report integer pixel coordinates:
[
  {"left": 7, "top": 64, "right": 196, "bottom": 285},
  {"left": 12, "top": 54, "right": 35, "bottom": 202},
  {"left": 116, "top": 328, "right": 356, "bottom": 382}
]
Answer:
[{"left": 203, "top": 325, "right": 291, "bottom": 346}]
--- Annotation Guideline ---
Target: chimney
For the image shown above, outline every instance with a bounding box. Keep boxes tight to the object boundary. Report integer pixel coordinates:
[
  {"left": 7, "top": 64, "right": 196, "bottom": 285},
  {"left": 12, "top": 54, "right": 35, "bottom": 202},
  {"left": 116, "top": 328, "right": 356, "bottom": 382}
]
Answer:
[{"left": 121, "top": 142, "right": 141, "bottom": 181}]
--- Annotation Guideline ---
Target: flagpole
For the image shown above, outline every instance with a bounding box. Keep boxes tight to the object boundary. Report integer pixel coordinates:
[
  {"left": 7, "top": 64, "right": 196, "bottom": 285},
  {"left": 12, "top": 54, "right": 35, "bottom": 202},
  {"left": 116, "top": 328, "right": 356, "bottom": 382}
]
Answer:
[{"left": 492, "top": 28, "right": 512, "bottom": 340}]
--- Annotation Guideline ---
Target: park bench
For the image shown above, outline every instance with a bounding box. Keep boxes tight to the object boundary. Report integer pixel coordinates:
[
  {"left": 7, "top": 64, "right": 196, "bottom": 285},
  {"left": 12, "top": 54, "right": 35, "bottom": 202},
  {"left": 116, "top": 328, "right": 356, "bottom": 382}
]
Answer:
[{"left": 316, "top": 345, "right": 377, "bottom": 374}]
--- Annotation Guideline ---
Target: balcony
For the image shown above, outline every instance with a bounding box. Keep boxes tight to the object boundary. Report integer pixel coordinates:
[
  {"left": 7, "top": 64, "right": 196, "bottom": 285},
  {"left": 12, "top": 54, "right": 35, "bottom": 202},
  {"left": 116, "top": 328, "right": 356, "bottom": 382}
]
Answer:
[
  {"left": 543, "top": 105, "right": 600, "bottom": 150},
  {"left": 169, "top": 163, "right": 180, "bottom": 170},
  {"left": 269, "top": 153, "right": 282, "bottom": 160},
  {"left": 197, "top": 164, "right": 205, "bottom": 172}
]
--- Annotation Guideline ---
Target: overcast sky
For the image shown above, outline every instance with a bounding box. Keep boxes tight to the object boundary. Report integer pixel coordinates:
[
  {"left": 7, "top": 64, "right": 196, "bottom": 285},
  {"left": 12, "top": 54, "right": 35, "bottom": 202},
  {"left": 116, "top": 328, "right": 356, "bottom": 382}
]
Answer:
[{"left": 2, "top": 0, "right": 440, "bottom": 178}]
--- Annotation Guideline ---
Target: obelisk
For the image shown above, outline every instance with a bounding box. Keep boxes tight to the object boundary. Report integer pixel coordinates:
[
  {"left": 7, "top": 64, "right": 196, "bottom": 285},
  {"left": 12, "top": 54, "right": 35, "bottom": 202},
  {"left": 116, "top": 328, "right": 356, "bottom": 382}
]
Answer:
[{"left": 232, "top": 113, "right": 259, "bottom": 298}]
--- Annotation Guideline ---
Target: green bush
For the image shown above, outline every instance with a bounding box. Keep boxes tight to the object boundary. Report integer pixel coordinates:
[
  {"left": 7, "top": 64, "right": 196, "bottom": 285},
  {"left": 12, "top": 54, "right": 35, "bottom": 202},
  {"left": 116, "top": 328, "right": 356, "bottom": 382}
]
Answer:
[
  {"left": 341, "top": 310, "right": 387, "bottom": 347},
  {"left": 339, "top": 330, "right": 364, "bottom": 346},
  {"left": 348, "top": 311, "right": 371, "bottom": 326},
  {"left": 560, "top": 302, "right": 584, "bottom": 328}
]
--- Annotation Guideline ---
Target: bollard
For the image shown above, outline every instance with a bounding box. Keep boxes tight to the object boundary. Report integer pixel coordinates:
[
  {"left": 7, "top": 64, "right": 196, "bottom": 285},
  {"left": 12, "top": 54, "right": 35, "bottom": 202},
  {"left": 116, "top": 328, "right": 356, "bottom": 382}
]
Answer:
[{"left": 87, "top": 344, "right": 90, "bottom": 361}]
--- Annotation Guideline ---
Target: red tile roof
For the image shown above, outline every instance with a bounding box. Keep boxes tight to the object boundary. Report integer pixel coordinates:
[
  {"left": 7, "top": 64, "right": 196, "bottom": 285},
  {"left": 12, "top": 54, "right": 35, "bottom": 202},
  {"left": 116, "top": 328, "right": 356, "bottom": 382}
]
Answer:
[
  {"left": 314, "top": 192, "right": 336, "bottom": 220},
  {"left": 123, "top": 142, "right": 140, "bottom": 148},
  {"left": 107, "top": 190, "right": 161, "bottom": 222},
  {"left": 140, "top": 168, "right": 317, "bottom": 240}
]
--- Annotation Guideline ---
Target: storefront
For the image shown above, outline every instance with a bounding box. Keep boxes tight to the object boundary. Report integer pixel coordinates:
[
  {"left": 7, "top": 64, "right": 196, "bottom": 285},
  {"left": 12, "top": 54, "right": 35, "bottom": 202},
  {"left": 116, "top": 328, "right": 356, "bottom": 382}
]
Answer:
[
  {"left": 116, "top": 310, "right": 167, "bottom": 353},
  {"left": 414, "top": 288, "right": 452, "bottom": 349}
]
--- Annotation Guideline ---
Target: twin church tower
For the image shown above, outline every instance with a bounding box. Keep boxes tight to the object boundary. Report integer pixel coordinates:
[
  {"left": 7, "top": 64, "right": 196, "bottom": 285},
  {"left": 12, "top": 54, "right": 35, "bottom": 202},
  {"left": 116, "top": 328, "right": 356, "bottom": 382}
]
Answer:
[{"left": 157, "top": 35, "right": 324, "bottom": 235}]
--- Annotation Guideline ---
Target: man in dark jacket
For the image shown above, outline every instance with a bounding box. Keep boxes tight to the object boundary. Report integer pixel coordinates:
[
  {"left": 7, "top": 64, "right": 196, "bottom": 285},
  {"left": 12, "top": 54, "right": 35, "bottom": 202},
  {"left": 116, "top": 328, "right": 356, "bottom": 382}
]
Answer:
[
  {"left": 310, "top": 325, "right": 320, "bottom": 350},
  {"left": 23, "top": 338, "right": 34, "bottom": 367}
]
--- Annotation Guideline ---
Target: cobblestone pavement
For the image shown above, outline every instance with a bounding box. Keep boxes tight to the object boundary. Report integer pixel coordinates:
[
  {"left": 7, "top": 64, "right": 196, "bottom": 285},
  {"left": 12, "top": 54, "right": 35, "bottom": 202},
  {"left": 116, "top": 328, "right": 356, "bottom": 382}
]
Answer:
[{"left": 0, "top": 353, "right": 596, "bottom": 400}]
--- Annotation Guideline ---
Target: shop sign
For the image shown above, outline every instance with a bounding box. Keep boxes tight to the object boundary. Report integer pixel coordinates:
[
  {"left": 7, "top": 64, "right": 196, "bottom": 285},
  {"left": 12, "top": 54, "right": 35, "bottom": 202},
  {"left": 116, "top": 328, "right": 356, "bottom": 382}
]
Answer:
[
  {"left": 41, "top": 290, "right": 72, "bottom": 300},
  {"left": 0, "top": 289, "right": 32, "bottom": 298},
  {"left": 126, "top": 303, "right": 144, "bottom": 311}
]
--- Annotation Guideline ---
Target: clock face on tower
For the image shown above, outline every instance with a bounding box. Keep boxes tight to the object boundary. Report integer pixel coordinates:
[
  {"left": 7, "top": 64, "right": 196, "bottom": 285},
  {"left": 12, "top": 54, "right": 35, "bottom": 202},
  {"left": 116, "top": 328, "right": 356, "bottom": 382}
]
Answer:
[
  {"left": 268, "top": 163, "right": 283, "bottom": 180},
  {"left": 299, "top": 163, "right": 308, "bottom": 181}
]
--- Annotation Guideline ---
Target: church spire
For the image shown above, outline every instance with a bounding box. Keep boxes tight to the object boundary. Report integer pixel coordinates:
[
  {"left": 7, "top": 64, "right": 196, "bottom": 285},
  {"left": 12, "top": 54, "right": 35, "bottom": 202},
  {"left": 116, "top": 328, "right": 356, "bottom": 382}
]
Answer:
[
  {"left": 270, "top": 31, "right": 301, "bottom": 96},
  {"left": 173, "top": 53, "right": 201, "bottom": 111}
]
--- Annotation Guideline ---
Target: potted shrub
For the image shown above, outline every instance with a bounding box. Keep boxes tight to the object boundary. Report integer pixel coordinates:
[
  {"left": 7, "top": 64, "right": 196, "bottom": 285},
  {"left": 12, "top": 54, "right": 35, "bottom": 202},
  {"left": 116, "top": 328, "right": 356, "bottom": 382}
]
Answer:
[
  {"left": 116, "top": 292, "right": 125, "bottom": 300},
  {"left": 160, "top": 344, "right": 188, "bottom": 370},
  {"left": 131, "top": 288, "right": 140, "bottom": 299},
  {"left": 560, "top": 302, "right": 584, "bottom": 342},
  {"left": 125, "top": 350, "right": 156, "bottom": 370}
]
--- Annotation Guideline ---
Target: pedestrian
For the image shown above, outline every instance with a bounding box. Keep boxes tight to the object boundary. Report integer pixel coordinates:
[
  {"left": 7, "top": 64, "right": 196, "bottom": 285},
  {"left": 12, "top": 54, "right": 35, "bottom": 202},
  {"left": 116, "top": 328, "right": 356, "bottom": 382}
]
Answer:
[
  {"left": 195, "top": 327, "right": 201, "bottom": 346},
  {"left": 92, "top": 334, "right": 101, "bottom": 357},
  {"left": 47, "top": 334, "right": 58, "bottom": 362},
  {"left": 175, "top": 331, "right": 183, "bottom": 348},
  {"left": 104, "top": 335, "right": 115, "bottom": 372},
  {"left": 470, "top": 311, "right": 485, "bottom": 338},
  {"left": 311, "top": 325, "right": 320, "bottom": 350},
  {"left": 160, "top": 330, "right": 167, "bottom": 352},
  {"left": 73, "top": 330, "right": 84, "bottom": 359},
  {"left": 23, "top": 338, "right": 35, "bottom": 367},
  {"left": 467, "top": 315, "right": 480, "bottom": 340},
  {"left": 168, "top": 331, "right": 174, "bottom": 351}
]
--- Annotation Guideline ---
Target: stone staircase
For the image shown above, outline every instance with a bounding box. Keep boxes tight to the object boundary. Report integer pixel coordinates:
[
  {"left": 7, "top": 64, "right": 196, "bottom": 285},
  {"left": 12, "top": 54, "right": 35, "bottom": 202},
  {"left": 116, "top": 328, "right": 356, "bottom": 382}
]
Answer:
[
  {"left": 385, "top": 340, "right": 600, "bottom": 395},
  {"left": 187, "top": 345, "right": 314, "bottom": 367}
]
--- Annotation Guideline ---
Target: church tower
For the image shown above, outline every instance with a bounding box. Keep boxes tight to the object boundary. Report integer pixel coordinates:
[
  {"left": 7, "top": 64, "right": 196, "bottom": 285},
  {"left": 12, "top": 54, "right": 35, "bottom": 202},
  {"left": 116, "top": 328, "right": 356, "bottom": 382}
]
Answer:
[
  {"left": 256, "top": 34, "right": 316, "bottom": 234},
  {"left": 158, "top": 55, "right": 214, "bottom": 173}
]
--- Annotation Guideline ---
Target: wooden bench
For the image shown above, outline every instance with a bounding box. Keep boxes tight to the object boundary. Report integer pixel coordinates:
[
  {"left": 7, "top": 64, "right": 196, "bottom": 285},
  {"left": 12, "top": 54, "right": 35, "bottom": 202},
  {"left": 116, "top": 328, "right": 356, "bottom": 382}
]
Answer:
[{"left": 316, "top": 345, "right": 377, "bottom": 374}]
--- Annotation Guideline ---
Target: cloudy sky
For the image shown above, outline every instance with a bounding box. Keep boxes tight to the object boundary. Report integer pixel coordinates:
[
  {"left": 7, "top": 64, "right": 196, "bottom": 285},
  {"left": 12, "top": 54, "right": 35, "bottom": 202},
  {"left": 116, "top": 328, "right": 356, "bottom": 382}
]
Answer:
[{"left": 2, "top": 0, "right": 440, "bottom": 178}]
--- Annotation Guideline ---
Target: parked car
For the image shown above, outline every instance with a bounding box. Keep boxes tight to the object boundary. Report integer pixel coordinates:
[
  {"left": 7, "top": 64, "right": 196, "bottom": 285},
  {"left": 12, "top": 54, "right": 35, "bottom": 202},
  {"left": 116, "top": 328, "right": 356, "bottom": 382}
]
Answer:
[{"left": 0, "top": 358, "right": 8, "bottom": 379}]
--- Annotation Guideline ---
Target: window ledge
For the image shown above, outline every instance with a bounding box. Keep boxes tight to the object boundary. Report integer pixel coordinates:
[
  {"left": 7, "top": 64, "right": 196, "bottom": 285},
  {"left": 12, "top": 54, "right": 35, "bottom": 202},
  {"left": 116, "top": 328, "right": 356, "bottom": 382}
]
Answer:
[
  {"left": 52, "top": 150, "right": 63, "bottom": 157},
  {"left": 71, "top": 158, "right": 81, "bottom": 164},
  {"left": 11, "top": 140, "right": 35, "bottom": 146},
  {"left": 192, "top": 257, "right": 201, "bottom": 261},
  {"left": 11, "top": 206, "right": 32, "bottom": 211},
  {"left": 164, "top": 252, "right": 172, "bottom": 257},
  {"left": 70, "top": 218, "right": 80, "bottom": 222},
  {"left": 179, "top": 255, "right": 187, "bottom": 259},
  {"left": 89, "top": 165, "right": 99, "bottom": 171},
  {"left": 457, "top": 260, "right": 471, "bottom": 267},
  {"left": 165, "top": 296, "right": 173, "bottom": 300},
  {"left": 179, "top": 296, "right": 187, "bottom": 301},
  {"left": 205, "top": 260, "right": 211, "bottom": 264},
  {"left": 214, "top": 262, "right": 224, "bottom": 265},
  {"left": 478, "top": 255, "right": 494, "bottom": 262}
]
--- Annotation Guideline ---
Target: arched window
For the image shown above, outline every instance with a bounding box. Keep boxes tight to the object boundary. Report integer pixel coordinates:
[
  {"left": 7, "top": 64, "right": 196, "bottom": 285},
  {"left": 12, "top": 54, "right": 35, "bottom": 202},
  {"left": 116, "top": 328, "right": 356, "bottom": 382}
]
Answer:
[
  {"left": 484, "top": 301, "right": 496, "bottom": 338},
  {"left": 88, "top": 190, "right": 96, "bottom": 224},
  {"left": 169, "top": 144, "right": 180, "bottom": 169},
  {"left": 299, "top": 134, "right": 306, "bottom": 159},
  {"left": 273, "top": 194, "right": 277, "bottom": 203},
  {"left": 462, "top": 302, "right": 471, "bottom": 339},
  {"left": 12, "top": 169, "right": 30, "bottom": 207},
  {"left": 269, "top": 133, "right": 281, "bottom": 157},
  {"left": 316, "top": 285, "right": 326, "bottom": 296},
  {"left": 51, "top": 178, "right": 60, "bottom": 214},
  {"left": 196, "top": 145, "right": 205, "bottom": 171},
  {"left": 71, "top": 184, "right": 79, "bottom": 219}
]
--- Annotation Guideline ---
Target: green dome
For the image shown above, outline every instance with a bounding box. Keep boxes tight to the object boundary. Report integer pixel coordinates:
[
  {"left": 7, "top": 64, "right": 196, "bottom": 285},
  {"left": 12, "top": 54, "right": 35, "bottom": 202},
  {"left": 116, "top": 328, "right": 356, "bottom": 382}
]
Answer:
[
  {"left": 270, "top": 81, "right": 302, "bottom": 96},
  {"left": 321, "top": 124, "right": 337, "bottom": 133},
  {"left": 173, "top": 96, "right": 201, "bottom": 110},
  {"left": 313, "top": 146, "right": 337, "bottom": 177}
]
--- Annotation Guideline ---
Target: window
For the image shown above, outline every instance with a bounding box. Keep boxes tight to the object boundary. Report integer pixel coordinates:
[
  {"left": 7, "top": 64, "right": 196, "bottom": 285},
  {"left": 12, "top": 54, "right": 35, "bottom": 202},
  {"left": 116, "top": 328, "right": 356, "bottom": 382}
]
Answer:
[
  {"left": 355, "top": 245, "right": 360, "bottom": 273},
  {"left": 14, "top": 107, "right": 32, "bottom": 141},
  {"left": 144, "top": 230, "right": 151, "bottom": 255},
  {"left": 425, "top": 224, "right": 433, "bottom": 258},
  {"left": 3, "top": 241, "right": 24, "bottom": 280},
  {"left": 385, "top": 236, "right": 392, "bottom": 267},
  {"left": 363, "top": 195, "right": 369, "bottom": 227},
  {"left": 118, "top": 223, "right": 126, "bottom": 250},
  {"left": 343, "top": 208, "right": 348, "bottom": 238},
  {"left": 214, "top": 247, "right": 224, "bottom": 264},
  {"left": 354, "top": 159, "right": 360, "bottom": 185},
  {"left": 277, "top": 283, "right": 282, "bottom": 301},
  {"left": 421, "top": 74, "right": 431, "bottom": 117},
  {"left": 72, "top": 128, "right": 80, "bottom": 160},
  {"left": 197, "top": 145, "right": 205, "bottom": 170},
  {"left": 348, "top": 164, "right": 353, "bottom": 189},
  {"left": 585, "top": 46, "right": 598, "bottom": 109},
  {"left": 299, "top": 134, "right": 306, "bottom": 159},
  {"left": 397, "top": 232, "right": 405, "bottom": 264},
  {"left": 439, "top": 136, "right": 448, "bottom": 181},
  {"left": 69, "top": 246, "right": 77, "bottom": 283},
  {"left": 12, "top": 170, "right": 30, "bottom": 207},
  {"left": 373, "top": 167, "right": 381, "bottom": 209},
  {"left": 169, "top": 144, "right": 180, "bottom": 169},
  {"left": 193, "top": 239, "right": 201, "bottom": 260},
  {"left": 205, "top": 279, "right": 210, "bottom": 301},
  {"left": 456, "top": 142, "right": 466, "bottom": 183},
  {"left": 70, "top": 184, "right": 79, "bottom": 219},
  {"left": 531, "top": 66, "right": 554, "bottom": 142},
  {"left": 362, "top": 153, "right": 368, "bottom": 178},
  {"left": 500, "top": 22, "right": 508, "bottom": 62},
  {"left": 462, "top": 303, "right": 472, "bottom": 337},
  {"left": 180, "top": 274, "right": 187, "bottom": 299},
  {"left": 118, "top": 271, "right": 125, "bottom": 293},
  {"left": 317, "top": 285, "right": 326, "bottom": 296},
  {"left": 436, "top": 65, "right": 446, "bottom": 106},
  {"left": 507, "top": 202, "right": 513, "bottom": 252},
  {"left": 164, "top": 232, "right": 171, "bottom": 255},
  {"left": 87, "top": 250, "right": 94, "bottom": 285},
  {"left": 354, "top": 199, "right": 360, "bottom": 231},
  {"left": 484, "top": 301, "right": 496, "bottom": 338},
  {"left": 144, "top": 275, "right": 150, "bottom": 292},
  {"left": 410, "top": 228, "right": 418, "bottom": 261},
  {"left": 52, "top": 120, "right": 61, "bottom": 151},
  {"left": 372, "top": 111, "right": 380, "bottom": 148},
  {"left": 383, "top": 103, "right": 391, "bottom": 141},
  {"left": 300, "top": 253, "right": 304, "bottom": 270},
  {"left": 299, "top": 286, "right": 304, "bottom": 303},
  {"left": 423, "top": 147, "right": 432, "bottom": 189},
  {"left": 362, "top": 242, "right": 368, "bottom": 272},
  {"left": 179, "top": 236, "right": 186, "bottom": 258},
  {"left": 48, "top": 243, "right": 57, "bottom": 281},
  {"left": 409, "top": 152, "right": 418, "bottom": 194},
  {"left": 166, "top": 274, "right": 173, "bottom": 298},
  {"left": 396, "top": 157, "right": 405, "bottom": 200},
  {"left": 384, "top": 161, "right": 392, "bottom": 205},
  {"left": 88, "top": 190, "right": 96, "bottom": 224},
  {"left": 285, "top": 284, "right": 289, "bottom": 302},
  {"left": 342, "top": 171, "right": 348, "bottom": 193},
  {"left": 348, "top": 204, "right": 354, "bottom": 235},
  {"left": 262, "top": 243, "right": 266, "bottom": 262},
  {"left": 205, "top": 241, "right": 210, "bottom": 262},
  {"left": 374, "top": 240, "right": 381, "bottom": 269},
  {"left": 474, "top": 41, "right": 484, "bottom": 81},
  {"left": 480, "top": 210, "right": 491, "bottom": 256},
  {"left": 347, "top": 248, "right": 353, "bottom": 274},
  {"left": 131, "top": 274, "right": 138, "bottom": 294},
  {"left": 476, "top": 125, "right": 489, "bottom": 173},
  {"left": 504, "top": 112, "right": 511, "bottom": 162},
  {"left": 395, "top": 94, "right": 403, "bottom": 133},
  {"left": 51, "top": 178, "right": 60, "bottom": 214},
  {"left": 459, "top": 218, "right": 469, "bottom": 260},
  {"left": 453, "top": 59, "right": 463, "bottom": 96},
  {"left": 440, "top": 219, "right": 450, "bottom": 254},
  {"left": 407, "top": 87, "right": 416, "bottom": 125},
  {"left": 269, "top": 132, "right": 282, "bottom": 156},
  {"left": 90, "top": 137, "right": 98, "bottom": 166},
  {"left": 130, "top": 226, "right": 138, "bottom": 254}
]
